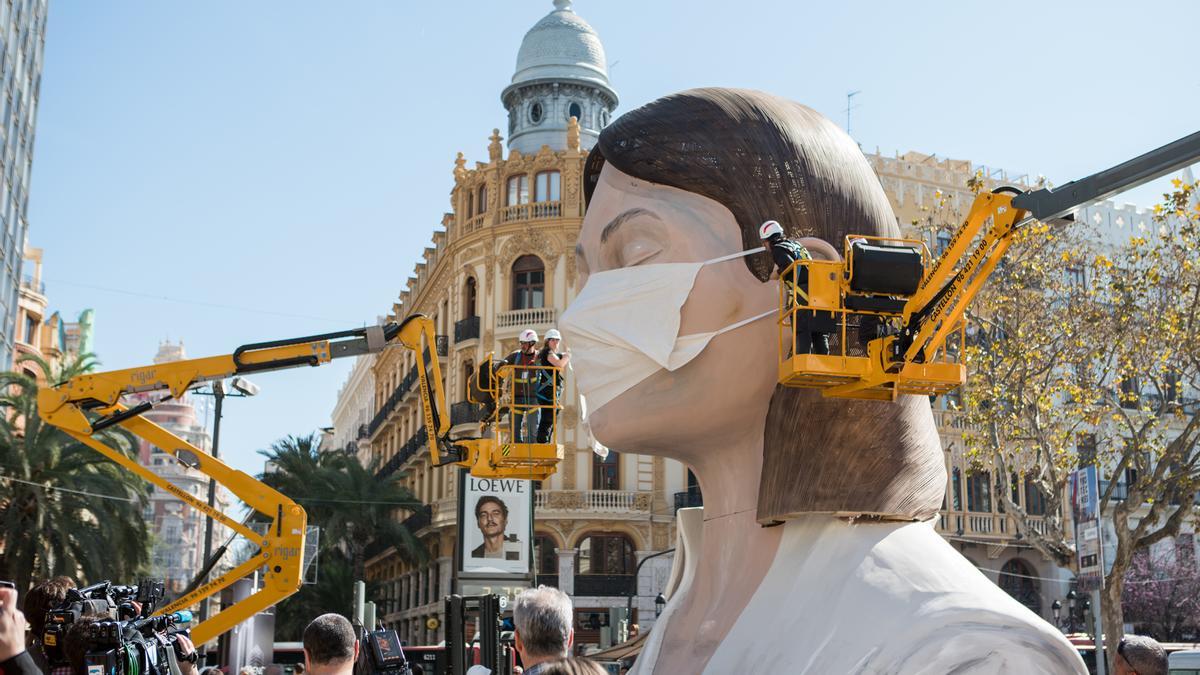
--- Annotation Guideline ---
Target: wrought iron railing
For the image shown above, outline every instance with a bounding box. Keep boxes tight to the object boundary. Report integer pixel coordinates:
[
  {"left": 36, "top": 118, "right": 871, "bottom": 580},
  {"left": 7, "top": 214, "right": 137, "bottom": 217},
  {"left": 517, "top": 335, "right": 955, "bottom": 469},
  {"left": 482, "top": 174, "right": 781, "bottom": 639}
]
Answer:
[
  {"left": 451, "top": 400, "right": 487, "bottom": 425},
  {"left": 673, "top": 490, "right": 703, "bottom": 513},
  {"left": 454, "top": 316, "right": 481, "bottom": 342},
  {"left": 574, "top": 574, "right": 635, "bottom": 597},
  {"left": 435, "top": 335, "right": 449, "bottom": 357},
  {"left": 376, "top": 427, "right": 428, "bottom": 480}
]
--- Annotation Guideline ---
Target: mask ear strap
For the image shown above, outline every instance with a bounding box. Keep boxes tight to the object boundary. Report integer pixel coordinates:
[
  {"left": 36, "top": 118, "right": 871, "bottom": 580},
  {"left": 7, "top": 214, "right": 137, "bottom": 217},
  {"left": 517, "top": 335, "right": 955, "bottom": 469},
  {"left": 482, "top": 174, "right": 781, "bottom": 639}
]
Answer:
[
  {"left": 681, "top": 308, "right": 776, "bottom": 340},
  {"left": 704, "top": 247, "right": 769, "bottom": 265}
]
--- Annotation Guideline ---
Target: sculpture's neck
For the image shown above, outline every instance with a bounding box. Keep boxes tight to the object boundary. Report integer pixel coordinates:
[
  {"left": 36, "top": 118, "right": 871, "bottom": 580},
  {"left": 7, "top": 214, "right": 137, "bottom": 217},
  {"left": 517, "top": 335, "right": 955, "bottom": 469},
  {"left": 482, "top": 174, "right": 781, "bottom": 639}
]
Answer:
[{"left": 653, "top": 425, "right": 783, "bottom": 672}]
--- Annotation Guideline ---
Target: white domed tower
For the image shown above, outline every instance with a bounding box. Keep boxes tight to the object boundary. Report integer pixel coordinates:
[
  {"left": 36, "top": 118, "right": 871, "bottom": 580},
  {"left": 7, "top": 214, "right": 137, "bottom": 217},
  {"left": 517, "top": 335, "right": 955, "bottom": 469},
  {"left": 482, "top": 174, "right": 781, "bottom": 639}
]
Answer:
[{"left": 502, "top": 0, "right": 618, "bottom": 154}]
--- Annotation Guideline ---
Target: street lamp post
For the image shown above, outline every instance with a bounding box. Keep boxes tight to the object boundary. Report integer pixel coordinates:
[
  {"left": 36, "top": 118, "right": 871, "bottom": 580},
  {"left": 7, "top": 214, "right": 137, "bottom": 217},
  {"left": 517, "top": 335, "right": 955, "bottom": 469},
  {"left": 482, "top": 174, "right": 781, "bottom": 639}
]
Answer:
[
  {"left": 1066, "top": 590, "right": 1078, "bottom": 633},
  {"left": 194, "top": 376, "right": 258, "bottom": 623},
  {"left": 1052, "top": 600, "right": 1062, "bottom": 631}
]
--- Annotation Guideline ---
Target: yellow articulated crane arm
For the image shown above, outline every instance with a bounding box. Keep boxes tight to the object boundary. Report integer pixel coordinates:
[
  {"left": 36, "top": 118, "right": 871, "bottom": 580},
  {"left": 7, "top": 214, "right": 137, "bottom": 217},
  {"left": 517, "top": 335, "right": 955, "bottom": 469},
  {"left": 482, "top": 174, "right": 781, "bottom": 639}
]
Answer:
[
  {"left": 37, "top": 315, "right": 560, "bottom": 642},
  {"left": 778, "top": 129, "right": 1200, "bottom": 400}
]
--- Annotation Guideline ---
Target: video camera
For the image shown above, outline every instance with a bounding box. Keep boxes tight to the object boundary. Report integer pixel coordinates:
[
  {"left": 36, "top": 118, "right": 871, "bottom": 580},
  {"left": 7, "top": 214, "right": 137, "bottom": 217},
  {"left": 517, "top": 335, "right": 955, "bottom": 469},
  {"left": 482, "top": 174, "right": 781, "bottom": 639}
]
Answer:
[
  {"left": 357, "top": 627, "right": 410, "bottom": 675},
  {"left": 41, "top": 579, "right": 195, "bottom": 675}
]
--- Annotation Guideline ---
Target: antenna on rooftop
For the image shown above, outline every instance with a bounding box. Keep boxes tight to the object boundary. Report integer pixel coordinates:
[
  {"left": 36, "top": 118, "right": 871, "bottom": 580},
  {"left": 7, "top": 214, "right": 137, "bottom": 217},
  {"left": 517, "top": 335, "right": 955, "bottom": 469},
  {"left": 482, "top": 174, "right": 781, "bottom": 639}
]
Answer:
[{"left": 845, "top": 90, "right": 862, "bottom": 137}]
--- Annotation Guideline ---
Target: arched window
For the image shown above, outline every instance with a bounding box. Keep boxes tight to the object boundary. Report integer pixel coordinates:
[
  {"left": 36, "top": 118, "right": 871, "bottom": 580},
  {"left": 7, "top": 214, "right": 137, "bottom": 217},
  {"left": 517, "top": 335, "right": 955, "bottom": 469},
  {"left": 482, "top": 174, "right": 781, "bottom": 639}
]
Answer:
[
  {"left": 463, "top": 277, "right": 477, "bottom": 319},
  {"left": 568, "top": 102, "right": 582, "bottom": 121},
  {"left": 534, "top": 533, "right": 558, "bottom": 575},
  {"left": 477, "top": 185, "right": 488, "bottom": 214},
  {"left": 593, "top": 449, "right": 619, "bottom": 490},
  {"left": 535, "top": 171, "right": 560, "bottom": 202},
  {"left": 951, "top": 467, "right": 962, "bottom": 511},
  {"left": 998, "top": 558, "right": 1042, "bottom": 615},
  {"left": 464, "top": 188, "right": 474, "bottom": 218},
  {"left": 506, "top": 175, "right": 529, "bottom": 206},
  {"left": 511, "top": 255, "right": 544, "bottom": 309},
  {"left": 577, "top": 533, "right": 635, "bottom": 575}
]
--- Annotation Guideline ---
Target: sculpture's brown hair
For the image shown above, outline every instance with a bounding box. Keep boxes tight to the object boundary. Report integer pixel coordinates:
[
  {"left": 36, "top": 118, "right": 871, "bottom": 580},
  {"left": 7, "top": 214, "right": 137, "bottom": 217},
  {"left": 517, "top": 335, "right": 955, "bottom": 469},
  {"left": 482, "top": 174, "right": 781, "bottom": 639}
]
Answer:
[{"left": 583, "top": 88, "right": 944, "bottom": 522}]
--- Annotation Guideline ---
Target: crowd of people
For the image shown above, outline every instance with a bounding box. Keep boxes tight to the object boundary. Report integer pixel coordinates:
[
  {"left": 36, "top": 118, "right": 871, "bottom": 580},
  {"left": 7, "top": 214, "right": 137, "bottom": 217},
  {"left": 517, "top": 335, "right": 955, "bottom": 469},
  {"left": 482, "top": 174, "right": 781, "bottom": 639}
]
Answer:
[{"left": 0, "top": 578, "right": 620, "bottom": 675}]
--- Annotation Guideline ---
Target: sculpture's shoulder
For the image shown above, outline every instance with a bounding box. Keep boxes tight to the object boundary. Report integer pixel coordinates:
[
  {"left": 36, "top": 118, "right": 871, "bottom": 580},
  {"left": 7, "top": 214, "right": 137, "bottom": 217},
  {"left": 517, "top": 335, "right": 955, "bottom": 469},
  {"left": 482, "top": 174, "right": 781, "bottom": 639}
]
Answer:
[{"left": 858, "top": 604, "right": 1087, "bottom": 674}]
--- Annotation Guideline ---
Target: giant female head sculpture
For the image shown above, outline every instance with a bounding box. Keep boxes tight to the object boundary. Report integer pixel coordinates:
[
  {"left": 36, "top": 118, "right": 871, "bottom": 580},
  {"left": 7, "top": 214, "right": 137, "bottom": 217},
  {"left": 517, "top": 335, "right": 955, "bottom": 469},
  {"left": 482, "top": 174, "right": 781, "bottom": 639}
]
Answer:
[{"left": 567, "top": 87, "right": 944, "bottom": 523}]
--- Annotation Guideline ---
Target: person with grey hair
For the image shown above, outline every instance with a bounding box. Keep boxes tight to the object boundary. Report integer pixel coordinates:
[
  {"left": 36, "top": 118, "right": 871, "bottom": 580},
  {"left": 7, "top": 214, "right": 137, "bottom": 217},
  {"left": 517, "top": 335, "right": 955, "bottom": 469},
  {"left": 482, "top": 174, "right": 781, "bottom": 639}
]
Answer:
[
  {"left": 1114, "top": 635, "right": 1167, "bottom": 675},
  {"left": 513, "top": 586, "right": 574, "bottom": 674},
  {"left": 302, "top": 614, "right": 359, "bottom": 675}
]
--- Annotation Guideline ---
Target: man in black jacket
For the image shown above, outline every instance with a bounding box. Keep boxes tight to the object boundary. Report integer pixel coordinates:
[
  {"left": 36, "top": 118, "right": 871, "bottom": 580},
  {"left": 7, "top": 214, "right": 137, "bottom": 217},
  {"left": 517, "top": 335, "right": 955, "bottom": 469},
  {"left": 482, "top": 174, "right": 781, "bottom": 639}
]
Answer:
[{"left": 760, "top": 220, "right": 831, "bottom": 355}]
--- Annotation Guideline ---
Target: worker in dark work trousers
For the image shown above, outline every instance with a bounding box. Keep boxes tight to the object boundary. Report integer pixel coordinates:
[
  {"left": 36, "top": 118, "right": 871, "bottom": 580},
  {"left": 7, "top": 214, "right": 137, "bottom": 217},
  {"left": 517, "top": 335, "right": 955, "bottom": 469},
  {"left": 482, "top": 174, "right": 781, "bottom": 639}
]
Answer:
[
  {"left": 504, "top": 329, "right": 541, "bottom": 443},
  {"left": 535, "top": 329, "right": 570, "bottom": 443},
  {"left": 760, "top": 220, "right": 831, "bottom": 355}
]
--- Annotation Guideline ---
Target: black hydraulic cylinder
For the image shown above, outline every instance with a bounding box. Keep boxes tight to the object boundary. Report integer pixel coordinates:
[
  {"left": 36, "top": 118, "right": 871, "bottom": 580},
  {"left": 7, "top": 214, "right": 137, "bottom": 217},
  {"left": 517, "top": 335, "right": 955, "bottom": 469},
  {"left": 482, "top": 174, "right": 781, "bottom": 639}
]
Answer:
[{"left": 1012, "top": 130, "right": 1200, "bottom": 222}]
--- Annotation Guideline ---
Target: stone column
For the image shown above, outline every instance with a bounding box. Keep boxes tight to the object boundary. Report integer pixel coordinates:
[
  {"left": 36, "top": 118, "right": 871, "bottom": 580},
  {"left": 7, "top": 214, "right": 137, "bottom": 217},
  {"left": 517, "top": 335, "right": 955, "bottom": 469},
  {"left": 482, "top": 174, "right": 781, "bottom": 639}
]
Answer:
[{"left": 557, "top": 548, "right": 576, "bottom": 595}]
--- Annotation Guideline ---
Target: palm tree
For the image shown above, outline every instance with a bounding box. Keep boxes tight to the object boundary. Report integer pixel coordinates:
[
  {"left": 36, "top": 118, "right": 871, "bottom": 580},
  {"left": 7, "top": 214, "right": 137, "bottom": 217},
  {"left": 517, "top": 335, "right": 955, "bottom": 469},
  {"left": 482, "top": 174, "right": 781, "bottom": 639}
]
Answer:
[
  {"left": 0, "top": 352, "right": 151, "bottom": 593},
  {"left": 258, "top": 434, "right": 426, "bottom": 580},
  {"left": 321, "top": 453, "right": 426, "bottom": 580}
]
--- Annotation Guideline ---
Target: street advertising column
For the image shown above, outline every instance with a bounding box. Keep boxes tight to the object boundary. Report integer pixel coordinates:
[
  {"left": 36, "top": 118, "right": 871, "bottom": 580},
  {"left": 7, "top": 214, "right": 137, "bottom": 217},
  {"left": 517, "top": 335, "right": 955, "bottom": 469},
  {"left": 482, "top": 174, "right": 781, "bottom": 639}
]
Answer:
[
  {"left": 455, "top": 470, "right": 535, "bottom": 614},
  {"left": 1070, "top": 465, "right": 1105, "bottom": 591}
]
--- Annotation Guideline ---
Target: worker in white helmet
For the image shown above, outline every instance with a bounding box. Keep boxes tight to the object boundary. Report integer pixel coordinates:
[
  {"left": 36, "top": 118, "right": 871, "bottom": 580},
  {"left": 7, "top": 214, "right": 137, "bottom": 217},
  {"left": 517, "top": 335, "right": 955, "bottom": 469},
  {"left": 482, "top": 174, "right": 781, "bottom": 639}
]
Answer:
[
  {"left": 760, "top": 220, "right": 831, "bottom": 355},
  {"left": 504, "top": 328, "right": 541, "bottom": 443},
  {"left": 535, "top": 329, "right": 570, "bottom": 444}
]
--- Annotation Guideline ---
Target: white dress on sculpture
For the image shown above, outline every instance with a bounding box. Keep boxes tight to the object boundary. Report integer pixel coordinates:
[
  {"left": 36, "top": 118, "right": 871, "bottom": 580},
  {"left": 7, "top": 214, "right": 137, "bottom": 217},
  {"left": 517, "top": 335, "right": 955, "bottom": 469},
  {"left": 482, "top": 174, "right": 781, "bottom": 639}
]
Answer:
[{"left": 637, "top": 513, "right": 1087, "bottom": 674}]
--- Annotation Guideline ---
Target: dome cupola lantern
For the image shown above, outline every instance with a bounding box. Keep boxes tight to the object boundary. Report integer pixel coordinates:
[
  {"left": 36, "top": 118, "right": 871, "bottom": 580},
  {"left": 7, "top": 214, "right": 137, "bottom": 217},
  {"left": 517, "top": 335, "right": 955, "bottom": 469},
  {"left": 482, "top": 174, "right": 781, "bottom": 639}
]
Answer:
[{"left": 502, "top": 0, "right": 618, "bottom": 154}]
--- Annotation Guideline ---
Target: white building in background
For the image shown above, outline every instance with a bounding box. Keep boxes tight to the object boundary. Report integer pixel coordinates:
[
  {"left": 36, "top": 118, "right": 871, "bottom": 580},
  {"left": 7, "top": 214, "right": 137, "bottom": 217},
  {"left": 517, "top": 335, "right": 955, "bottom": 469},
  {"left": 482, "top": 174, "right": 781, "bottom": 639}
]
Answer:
[
  {"left": 329, "top": 352, "right": 375, "bottom": 464},
  {"left": 130, "top": 341, "right": 232, "bottom": 598}
]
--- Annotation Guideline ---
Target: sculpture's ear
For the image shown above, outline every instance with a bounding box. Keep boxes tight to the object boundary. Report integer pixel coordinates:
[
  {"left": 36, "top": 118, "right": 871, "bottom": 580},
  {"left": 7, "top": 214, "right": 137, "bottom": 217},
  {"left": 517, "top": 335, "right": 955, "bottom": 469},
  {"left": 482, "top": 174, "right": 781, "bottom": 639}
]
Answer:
[{"left": 798, "top": 237, "right": 841, "bottom": 262}]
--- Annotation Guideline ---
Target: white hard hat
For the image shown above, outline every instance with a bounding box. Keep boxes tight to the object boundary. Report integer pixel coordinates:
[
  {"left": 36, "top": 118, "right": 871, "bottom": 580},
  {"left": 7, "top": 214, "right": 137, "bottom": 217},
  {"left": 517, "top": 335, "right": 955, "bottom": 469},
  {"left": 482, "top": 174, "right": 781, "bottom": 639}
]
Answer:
[
  {"left": 519, "top": 328, "right": 538, "bottom": 343},
  {"left": 545, "top": 329, "right": 562, "bottom": 340},
  {"left": 759, "top": 220, "right": 785, "bottom": 240}
]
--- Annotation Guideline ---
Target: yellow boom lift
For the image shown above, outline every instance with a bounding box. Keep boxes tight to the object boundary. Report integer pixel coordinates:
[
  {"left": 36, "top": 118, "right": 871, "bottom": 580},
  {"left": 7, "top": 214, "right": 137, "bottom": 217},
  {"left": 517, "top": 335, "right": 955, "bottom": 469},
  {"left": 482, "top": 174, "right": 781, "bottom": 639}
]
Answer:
[
  {"left": 779, "top": 129, "right": 1200, "bottom": 400},
  {"left": 37, "top": 315, "right": 562, "bottom": 642}
]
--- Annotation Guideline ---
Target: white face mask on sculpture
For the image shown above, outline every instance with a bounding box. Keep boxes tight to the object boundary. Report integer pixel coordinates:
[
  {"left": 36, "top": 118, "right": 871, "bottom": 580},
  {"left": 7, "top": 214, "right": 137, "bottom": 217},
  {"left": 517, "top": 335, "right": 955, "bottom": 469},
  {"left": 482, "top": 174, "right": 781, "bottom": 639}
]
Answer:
[{"left": 561, "top": 247, "right": 773, "bottom": 414}]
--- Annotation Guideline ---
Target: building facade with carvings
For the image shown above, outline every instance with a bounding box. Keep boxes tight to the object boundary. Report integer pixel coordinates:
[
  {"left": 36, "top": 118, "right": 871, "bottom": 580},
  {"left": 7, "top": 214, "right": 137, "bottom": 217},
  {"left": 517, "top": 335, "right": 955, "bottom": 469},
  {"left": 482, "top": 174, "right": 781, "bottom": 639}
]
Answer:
[{"left": 360, "top": 1, "right": 683, "bottom": 652}]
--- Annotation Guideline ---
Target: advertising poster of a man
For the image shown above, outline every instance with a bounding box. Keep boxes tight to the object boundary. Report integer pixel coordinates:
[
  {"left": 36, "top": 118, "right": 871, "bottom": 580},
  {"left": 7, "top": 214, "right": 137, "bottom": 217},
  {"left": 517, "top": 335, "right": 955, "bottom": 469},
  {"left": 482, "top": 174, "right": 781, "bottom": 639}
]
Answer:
[
  {"left": 460, "top": 476, "right": 531, "bottom": 575},
  {"left": 471, "top": 495, "right": 522, "bottom": 560}
]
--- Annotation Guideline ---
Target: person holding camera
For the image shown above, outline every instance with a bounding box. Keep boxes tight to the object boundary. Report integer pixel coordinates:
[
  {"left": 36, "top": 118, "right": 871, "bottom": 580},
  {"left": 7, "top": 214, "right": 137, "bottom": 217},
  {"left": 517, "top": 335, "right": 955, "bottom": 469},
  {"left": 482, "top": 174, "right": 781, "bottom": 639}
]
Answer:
[
  {"left": 24, "top": 577, "right": 76, "bottom": 675},
  {"left": 0, "top": 586, "right": 41, "bottom": 675}
]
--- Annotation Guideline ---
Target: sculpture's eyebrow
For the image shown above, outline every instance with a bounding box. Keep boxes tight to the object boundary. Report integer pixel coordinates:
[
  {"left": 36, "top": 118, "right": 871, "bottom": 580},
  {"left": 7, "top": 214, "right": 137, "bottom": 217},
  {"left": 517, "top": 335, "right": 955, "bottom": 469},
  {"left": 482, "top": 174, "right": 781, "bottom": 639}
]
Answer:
[{"left": 600, "top": 208, "right": 662, "bottom": 243}]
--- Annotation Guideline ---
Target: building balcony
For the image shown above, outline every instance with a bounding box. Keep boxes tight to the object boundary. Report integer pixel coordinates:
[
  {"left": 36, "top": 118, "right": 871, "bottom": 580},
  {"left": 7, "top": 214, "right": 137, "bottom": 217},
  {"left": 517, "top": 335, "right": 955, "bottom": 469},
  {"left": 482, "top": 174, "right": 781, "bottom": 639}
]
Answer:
[
  {"left": 534, "top": 490, "right": 652, "bottom": 517},
  {"left": 450, "top": 401, "right": 487, "bottom": 425},
  {"left": 673, "top": 490, "right": 703, "bottom": 513},
  {"left": 937, "top": 510, "right": 1047, "bottom": 539},
  {"left": 501, "top": 201, "right": 562, "bottom": 223},
  {"left": 454, "top": 316, "right": 481, "bottom": 343},
  {"left": 497, "top": 307, "right": 557, "bottom": 330},
  {"left": 574, "top": 574, "right": 635, "bottom": 597},
  {"left": 462, "top": 213, "right": 487, "bottom": 234}
]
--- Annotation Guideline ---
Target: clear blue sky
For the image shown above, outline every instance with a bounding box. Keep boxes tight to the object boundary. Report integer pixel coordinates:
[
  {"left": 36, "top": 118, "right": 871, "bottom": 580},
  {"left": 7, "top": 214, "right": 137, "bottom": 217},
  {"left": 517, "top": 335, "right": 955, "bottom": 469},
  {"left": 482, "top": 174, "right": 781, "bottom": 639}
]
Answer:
[{"left": 29, "top": 0, "right": 1200, "bottom": 480}]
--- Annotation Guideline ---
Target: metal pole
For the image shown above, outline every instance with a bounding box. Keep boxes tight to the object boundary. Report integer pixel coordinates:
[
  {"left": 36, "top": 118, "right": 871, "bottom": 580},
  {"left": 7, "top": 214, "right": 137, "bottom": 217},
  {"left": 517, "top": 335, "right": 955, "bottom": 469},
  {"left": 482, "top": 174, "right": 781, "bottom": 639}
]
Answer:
[
  {"left": 1092, "top": 589, "right": 1106, "bottom": 675},
  {"left": 199, "top": 382, "right": 225, "bottom": 623}
]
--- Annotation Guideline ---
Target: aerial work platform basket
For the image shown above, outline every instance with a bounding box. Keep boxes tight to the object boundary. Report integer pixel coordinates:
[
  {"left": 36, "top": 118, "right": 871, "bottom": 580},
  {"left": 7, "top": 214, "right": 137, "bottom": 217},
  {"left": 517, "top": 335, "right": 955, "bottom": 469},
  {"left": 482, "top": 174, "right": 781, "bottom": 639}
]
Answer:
[
  {"left": 777, "top": 235, "right": 967, "bottom": 401},
  {"left": 465, "top": 355, "right": 564, "bottom": 480}
]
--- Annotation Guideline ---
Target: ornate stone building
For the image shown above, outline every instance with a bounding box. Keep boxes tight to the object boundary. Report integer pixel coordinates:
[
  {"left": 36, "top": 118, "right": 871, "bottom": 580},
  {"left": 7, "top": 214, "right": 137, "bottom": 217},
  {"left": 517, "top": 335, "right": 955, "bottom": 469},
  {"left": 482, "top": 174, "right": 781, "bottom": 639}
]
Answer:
[{"left": 361, "top": 1, "right": 681, "bottom": 652}]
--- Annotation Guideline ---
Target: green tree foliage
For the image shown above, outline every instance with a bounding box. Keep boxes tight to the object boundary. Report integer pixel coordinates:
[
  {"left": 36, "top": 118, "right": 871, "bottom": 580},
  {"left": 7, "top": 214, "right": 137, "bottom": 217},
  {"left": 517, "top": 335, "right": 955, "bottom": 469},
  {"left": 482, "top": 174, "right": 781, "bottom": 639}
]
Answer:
[
  {"left": 257, "top": 434, "right": 425, "bottom": 638},
  {"left": 919, "top": 177, "right": 1200, "bottom": 672},
  {"left": 0, "top": 353, "right": 151, "bottom": 593}
]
